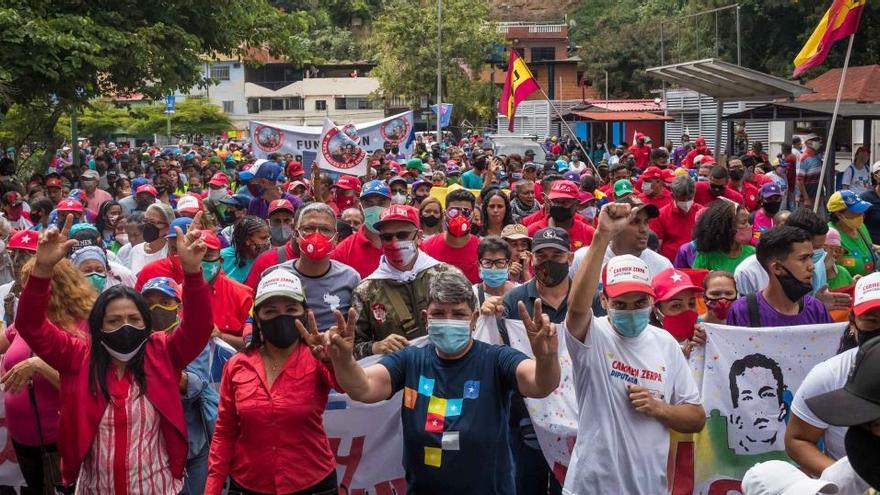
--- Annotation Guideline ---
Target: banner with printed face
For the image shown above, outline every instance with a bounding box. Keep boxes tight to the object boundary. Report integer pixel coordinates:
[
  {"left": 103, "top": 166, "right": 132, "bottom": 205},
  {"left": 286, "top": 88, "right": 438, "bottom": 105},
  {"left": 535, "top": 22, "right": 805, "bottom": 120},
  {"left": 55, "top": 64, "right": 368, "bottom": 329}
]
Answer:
[
  {"left": 249, "top": 110, "right": 414, "bottom": 169},
  {"left": 683, "top": 322, "right": 845, "bottom": 495}
]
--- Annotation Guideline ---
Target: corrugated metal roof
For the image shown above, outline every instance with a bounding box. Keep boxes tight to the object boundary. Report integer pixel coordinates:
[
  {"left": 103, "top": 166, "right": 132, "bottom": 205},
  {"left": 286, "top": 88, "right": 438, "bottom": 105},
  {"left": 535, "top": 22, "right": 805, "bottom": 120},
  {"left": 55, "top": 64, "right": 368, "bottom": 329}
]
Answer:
[
  {"left": 647, "top": 58, "right": 813, "bottom": 101},
  {"left": 571, "top": 111, "right": 672, "bottom": 122},
  {"left": 581, "top": 99, "right": 663, "bottom": 112}
]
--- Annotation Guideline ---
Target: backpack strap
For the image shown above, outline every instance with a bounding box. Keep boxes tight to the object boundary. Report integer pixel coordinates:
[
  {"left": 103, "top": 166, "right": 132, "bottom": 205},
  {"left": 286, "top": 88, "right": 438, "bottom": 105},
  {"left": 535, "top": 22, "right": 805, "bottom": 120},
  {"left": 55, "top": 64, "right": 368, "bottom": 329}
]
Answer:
[
  {"left": 746, "top": 293, "right": 761, "bottom": 328},
  {"left": 477, "top": 284, "right": 486, "bottom": 307},
  {"left": 276, "top": 245, "right": 288, "bottom": 264}
]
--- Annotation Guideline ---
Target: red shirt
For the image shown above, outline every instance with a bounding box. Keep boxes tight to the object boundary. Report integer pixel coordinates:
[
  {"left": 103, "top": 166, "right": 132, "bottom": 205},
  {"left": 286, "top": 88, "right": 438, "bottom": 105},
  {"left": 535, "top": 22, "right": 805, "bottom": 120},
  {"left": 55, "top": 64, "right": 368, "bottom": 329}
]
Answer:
[
  {"left": 136, "top": 258, "right": 253, "bottom": 335},
  {"left": 330, "top": 226, "right": 383, "bottom": 279},
  {"left": 682, "top": 147, "right": 713, "bottom": 168},
  {"left": 206, "top": 344, "right": 340, "bottom": 495},
  {"left": 526, "top": 217, "right": 595, "bottom": 251},
  {"left": 638, "top": 188, "right": 673, "bottom": 212},
  {"left": 628, "top": 144, "right": 652, "bottom": 169},
  {"left": 729, "top": 180, "right": 760, "bottom": 212},
  {"left": 652, "top": 202, "right": 705, "bottom": 262},
  {"left": 521, "top": 209, "right": 546, "bottom": 226},
  {"left": 245, "top": 243, "right": 299, "bottom": 292},
  {"left": 421, "top": 234, "right": 481, "bottom": 283},
  {"left": 693, "top": 181, "right": 744, "bottom": 208}
]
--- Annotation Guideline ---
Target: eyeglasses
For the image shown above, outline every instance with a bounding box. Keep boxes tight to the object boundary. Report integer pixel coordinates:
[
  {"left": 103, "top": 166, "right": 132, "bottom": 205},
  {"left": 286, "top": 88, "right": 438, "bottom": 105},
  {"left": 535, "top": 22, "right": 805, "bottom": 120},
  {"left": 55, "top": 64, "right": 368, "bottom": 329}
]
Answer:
[
  {"left": 378, "top": 230, "right": 417, "bottom": 242},
  {"left": 447, "top": 207, "right": 472, "bottom": 219},
  {"left": 299, "top": 225, "right": 336, "bottom": 237},
  {"left": 479, "top": 258, "right": 510, "bottom": 269}
]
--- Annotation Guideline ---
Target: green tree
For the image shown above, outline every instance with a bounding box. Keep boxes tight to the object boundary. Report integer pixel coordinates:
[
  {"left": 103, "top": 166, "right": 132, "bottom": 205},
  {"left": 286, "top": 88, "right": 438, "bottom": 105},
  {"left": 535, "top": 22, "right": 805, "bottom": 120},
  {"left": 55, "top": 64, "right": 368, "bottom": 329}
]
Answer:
[
  {"left": 128, "top": 98, "right": 232, "bottom": 137},
  {"left": 56, "top": 102, "right": 133, "bottom": 142},
  {"left": 369, "top": 0, "right": 501, "bottom": 127}
]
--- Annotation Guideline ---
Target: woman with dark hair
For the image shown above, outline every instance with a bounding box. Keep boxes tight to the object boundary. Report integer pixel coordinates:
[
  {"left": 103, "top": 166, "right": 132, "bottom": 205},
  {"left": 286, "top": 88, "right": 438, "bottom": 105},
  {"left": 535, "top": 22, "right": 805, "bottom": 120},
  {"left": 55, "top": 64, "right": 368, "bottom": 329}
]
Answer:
[
  {"left": 14, "top": 214, "right": 212, "bottom": 491},
  {"left": 480, "top": 188, "right": 514, "bottom": 237},
  {"left": 692, "top": 200, "right": 755, "bottom": 272},
  {"left": 94, "top": 199, "right": 123, "bottom": 248},
  {"left": 220, "top": 216, "right": 270, "bottom": 284},
  {"left": 27, "top": 197, "right": 56, "bottom": 231},
  {"left": 207, "top": 265, "right": 341, "bottom": 495}
]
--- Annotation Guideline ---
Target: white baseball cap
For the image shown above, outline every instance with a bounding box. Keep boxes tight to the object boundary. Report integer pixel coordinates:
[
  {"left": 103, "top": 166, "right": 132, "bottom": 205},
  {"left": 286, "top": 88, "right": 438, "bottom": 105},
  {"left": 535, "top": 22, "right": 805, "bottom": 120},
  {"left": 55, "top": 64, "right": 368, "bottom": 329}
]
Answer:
[
  {"left": 601, "top": 255, "right": 655, "bottom": 298},
  {"left": 175, "top": 195, "right": 200, "bottom": 214},
  {"left": 741, "top": 460, "right": 837, "bottom": 495},
  {"left": 854, "top": 272, "right": 880, "bottom": 316},
  {"left": 870, "top": 160, "right": 880, "bottom": 175},
  {"left": 254, "top": 267, "right": 306, "bottom": 307}
]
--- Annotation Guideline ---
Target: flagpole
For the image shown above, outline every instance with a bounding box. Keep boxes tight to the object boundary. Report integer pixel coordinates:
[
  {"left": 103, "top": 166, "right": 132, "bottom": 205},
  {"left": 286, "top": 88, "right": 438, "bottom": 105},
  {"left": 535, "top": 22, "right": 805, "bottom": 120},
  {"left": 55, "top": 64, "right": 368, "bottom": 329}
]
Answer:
[
  {"left": 537, "top": 87, "right": 599, "bottom": 176},
  {"left": 813, "top": 33, "right": 854, "bottom": 213}
]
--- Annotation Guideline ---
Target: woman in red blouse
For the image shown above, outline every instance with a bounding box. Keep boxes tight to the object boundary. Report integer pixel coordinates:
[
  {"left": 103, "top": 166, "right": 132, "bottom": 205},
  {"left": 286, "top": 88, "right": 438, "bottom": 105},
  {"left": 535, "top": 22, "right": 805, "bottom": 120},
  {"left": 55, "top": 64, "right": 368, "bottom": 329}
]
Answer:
[
  {"left": 14, "top": 214, "right": 213, "bottom": 492},
  {"left": 206, "top": 265, "right": 340, "bottom": 495}
]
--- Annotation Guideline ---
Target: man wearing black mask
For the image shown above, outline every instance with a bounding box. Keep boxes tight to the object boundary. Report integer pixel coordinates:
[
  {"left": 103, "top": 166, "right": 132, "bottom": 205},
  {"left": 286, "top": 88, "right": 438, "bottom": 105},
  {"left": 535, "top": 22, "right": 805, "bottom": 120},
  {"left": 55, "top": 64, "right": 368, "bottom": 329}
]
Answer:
[
  {"left": 526, "top": 180, "right": 595, "bottom": 251},
  {"left": 727, "top": 157, "right": 760, "bottom": 211},
  {"left": 694, "top": 164, "right": 744, "bottom": 207},
  {"left": 785, "top": 272, "right": 880, "bottom": 485}
]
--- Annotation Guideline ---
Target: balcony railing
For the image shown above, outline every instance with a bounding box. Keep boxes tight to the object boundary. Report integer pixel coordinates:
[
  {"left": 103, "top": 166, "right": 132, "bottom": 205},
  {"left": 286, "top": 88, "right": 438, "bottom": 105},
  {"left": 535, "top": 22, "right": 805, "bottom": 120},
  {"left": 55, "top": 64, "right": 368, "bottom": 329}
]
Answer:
[{"left": 496, "top": 21, "right": 566, "bottom": 34}]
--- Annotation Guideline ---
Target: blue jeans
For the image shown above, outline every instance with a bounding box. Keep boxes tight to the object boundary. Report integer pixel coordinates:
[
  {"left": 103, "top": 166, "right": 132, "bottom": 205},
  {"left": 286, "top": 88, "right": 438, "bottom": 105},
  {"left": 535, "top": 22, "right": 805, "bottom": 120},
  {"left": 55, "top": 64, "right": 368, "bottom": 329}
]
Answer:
[{"left": 181, "top": 442, "right": 209, "bottom": 495}]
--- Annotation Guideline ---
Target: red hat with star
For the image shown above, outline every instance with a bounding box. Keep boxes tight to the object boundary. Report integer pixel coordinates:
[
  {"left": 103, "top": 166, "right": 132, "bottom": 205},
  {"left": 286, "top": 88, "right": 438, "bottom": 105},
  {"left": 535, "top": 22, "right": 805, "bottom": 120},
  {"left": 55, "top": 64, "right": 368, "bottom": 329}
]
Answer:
[
  {"left": 56, "top": 199, "right": 84, "bottom": 213},
  {"left": 651, "top": 268, "right": 703, "bottom": 303},
  {"left": 8, "top": 229, "right": 38, "bottom": 252}
]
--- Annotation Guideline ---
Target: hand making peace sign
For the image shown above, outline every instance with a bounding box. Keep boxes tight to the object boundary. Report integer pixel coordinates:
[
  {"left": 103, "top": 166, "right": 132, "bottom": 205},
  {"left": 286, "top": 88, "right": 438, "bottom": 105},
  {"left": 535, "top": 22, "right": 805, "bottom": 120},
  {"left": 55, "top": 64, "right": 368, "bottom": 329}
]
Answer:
[{"left": 518, "top": 299, "right": 558, "bottom": 360}]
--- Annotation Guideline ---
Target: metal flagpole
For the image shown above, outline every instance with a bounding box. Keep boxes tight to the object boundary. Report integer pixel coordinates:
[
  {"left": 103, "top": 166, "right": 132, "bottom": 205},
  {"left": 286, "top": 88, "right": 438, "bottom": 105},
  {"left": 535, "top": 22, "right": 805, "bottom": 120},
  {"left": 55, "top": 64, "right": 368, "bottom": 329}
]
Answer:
[
  {"left": 813, "top": 34, "right": 855, "bottom": 214},
  {"left": 435, "top": 0, "right": 442, "bottom": 145},
  {"left": 537, "top": 87, "right": 599, "bottom": 176}
]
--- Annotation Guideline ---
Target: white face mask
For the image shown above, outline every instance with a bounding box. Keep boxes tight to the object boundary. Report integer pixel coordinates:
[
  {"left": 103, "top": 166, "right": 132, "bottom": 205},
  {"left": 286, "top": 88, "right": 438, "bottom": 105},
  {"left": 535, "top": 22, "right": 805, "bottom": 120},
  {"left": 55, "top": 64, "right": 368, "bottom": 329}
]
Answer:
[
  {"left": 676, "top": 200, "right": 694, "bottom": 212},
  {"left": 208, "top": 188, "right": 227, "bottom": 201},
  {"left": 808, "top": 140, "right": 822, "bottom": 151},
  {"left": 115, "top": 233, "right": 129, "bottom": 245},
  {"left": 383, "top": 240, "right": 418, "bottom": 269},
  {"left": 391, "top": 192, "right": 407, "bottom": 205}
]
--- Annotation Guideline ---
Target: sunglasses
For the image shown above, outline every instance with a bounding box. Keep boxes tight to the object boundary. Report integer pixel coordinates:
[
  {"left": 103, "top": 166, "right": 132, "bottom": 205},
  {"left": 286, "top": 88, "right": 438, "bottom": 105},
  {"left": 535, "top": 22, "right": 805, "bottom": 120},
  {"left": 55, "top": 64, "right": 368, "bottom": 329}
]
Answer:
[
  {"left": 447, "top": 207, "right": 472, "bottom": 219},
  {"left": 378, "top": 230, "right": 417, "bottom": 242}
]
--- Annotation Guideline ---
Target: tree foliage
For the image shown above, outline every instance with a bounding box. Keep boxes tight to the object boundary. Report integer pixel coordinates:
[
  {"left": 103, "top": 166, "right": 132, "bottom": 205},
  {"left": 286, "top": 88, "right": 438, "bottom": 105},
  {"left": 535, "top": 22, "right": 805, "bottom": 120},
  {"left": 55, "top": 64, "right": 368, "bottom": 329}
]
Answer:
[
  {"left": 568, "top": 0, "right": 880, "bottom": 98},
  {"left": 127, "top": 99, "right": 232, "bottom": 137},
  {"left": 369, "top": 0, "right": 501, "bottom": 127}
]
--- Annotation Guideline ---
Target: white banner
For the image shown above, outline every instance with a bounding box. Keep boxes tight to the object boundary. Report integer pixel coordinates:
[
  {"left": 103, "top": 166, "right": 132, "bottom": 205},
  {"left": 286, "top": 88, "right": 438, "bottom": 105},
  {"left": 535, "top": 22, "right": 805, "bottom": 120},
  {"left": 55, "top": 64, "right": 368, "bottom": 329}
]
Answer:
[
  {"left": 249, "top": 111, "right": 414, "bottom": 169},
  {"left": 689, "top": 322, "right": 846, "bottom": 494}
]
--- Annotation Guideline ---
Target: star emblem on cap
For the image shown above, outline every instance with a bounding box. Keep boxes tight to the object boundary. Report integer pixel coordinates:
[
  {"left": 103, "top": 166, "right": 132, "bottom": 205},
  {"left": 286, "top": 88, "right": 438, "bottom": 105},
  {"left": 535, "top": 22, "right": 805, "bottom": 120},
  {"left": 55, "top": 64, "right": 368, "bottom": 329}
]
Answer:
[
  {"left": 21, "top": 234, "right": 31, "bottom": 244},
  {"left": 65, "top": 200, "right": 75, "bottom": 207},
  {"left": 670, "top": 272, "right": 683, "bottom": 283}
]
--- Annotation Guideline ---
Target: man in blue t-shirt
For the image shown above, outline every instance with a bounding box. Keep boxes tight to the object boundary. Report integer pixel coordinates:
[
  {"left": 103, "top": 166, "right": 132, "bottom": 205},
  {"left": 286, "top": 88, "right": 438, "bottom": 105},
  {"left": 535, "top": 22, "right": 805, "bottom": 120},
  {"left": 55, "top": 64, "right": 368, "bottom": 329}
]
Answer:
[{"left": 315, "top": 270, "right": 560, "bottom": 494}]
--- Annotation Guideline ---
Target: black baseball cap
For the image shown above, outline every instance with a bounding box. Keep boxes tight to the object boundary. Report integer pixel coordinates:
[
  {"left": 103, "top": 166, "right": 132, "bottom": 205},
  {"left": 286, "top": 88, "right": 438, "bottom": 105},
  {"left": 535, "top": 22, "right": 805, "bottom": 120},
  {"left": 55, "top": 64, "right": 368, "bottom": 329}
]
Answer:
[
  {"left": 845, "top": 425, "right": 880, "bottom": 490},
  {"left": 532, "top": 227, "right": 570, "bottom": 253},
  {"left": 806, "top": 337, "right": 880, "bottom": 426},
  {"left": 616, "top": 195, "right": 660, "bottom": 220}
]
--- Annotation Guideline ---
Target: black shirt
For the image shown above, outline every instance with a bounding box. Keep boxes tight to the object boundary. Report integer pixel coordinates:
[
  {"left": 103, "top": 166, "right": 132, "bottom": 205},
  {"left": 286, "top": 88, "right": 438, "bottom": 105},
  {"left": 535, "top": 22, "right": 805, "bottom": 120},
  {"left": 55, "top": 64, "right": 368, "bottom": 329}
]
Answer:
[{"left": 502, "top": 279, "right": 569, "bottom": 324}]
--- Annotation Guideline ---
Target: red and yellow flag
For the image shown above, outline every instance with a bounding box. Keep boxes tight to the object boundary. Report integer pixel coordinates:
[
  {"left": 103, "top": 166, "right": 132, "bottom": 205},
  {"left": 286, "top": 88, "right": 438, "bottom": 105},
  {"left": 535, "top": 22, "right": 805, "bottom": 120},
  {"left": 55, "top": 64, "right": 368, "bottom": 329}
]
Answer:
[
  {"left": 793, "top": 0, "right": 865, "bottom": 77},
  {"left": 498, "top": 49, "right": 540, "bottom": 132}
]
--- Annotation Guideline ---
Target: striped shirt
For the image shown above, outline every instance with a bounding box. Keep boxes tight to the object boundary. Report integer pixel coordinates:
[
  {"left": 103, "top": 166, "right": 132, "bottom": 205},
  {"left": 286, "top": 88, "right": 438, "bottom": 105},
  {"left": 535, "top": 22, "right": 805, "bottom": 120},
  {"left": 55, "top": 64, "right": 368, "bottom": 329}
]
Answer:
[{"left": 76, "top": 373, "right": 183, "bottom": 494}]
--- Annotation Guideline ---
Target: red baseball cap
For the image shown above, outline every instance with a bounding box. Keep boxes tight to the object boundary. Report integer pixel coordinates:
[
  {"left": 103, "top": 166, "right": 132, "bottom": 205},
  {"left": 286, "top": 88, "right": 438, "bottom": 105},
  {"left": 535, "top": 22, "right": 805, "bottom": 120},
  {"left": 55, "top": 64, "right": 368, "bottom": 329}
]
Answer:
[
  {"left": 548, "top": 180, "right": 579, "bottom": 200},
  {"left": 136, "top": 184, "right": 158, "bottom": 197},
  {"left": 56, "top": 198, "right": 84, "bottom": 213},
  {"left": 208, "top": 173, "right": 229, "bottom": 187},
  {"left": 661, "top": 168, "right": 676, "bottom": 183},
  {"left": 640, "top": 166, "right": 663, "bottom": 181},
  {"left": 45, "top": 177, "right": 62, "bottom": 189},
  {"left": 268, "top": 199, "right": 295, "bottom": 216},
  {"left": 601, "top": 254, "right": 655, "bottom": 298},
  {"left": 652, "top": 268, "right": 703, "bottom": 303},
  {"left": 176, "top": 195, "right": 202, "bottom": 214},
  {"left": 8, "top": 229, "right": 38, "bottom": 252},
  {"left": 287, "top": 161, "right": 304, "bottom": 176},
  {"left": 197, "top": 230, "right": 221, "bottom": 250},
  {"left": 332, "top": 175, "right": 362, "bottom": 192},
  {"left": 286, "top": 180, "right": 308, "bottom": 193},
  {"left": 374, "top": 204, "right": 420, "bottom": 230},
  {"left": 578, "top": 191, "right": 595, "bottom": 205},
  {"left": 3, "top": 191, "right": 23, "bottom": 205}
]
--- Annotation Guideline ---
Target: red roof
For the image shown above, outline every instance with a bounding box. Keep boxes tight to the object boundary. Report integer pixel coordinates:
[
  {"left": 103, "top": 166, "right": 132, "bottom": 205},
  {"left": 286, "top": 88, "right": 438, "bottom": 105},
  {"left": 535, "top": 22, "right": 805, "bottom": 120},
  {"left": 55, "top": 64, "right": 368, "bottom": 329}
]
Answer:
[
  {"left": 581, "top": 99, "right": 664, "bottom": 112},
  {"left": 571, "top": 111, "right": 672, "bottom": 122},
  {"left": 798, "top": 65, "right": 880, "bottom": 103}
]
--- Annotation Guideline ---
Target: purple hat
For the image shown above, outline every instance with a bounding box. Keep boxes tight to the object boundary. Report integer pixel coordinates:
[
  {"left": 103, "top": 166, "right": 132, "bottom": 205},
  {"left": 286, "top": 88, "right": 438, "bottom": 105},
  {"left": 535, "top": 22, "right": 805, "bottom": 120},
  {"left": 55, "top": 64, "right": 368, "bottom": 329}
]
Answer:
[
  {"left": 760, "top": 182, "right": 782, "bottom": 199},
  {"left": 563, "top": 171, "right": 581, "bottom": 182}
]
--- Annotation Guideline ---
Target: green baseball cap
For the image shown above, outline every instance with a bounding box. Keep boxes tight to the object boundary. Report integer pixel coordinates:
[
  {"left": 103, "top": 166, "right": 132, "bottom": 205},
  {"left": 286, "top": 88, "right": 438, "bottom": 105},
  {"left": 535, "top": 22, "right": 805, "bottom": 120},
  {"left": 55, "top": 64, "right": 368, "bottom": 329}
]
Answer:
[
  {"left": 614, "top": 179, "right": 634, "bottom": 198},
  {"left": 407, "top": 158, "right": 429, "bottom": 173}
]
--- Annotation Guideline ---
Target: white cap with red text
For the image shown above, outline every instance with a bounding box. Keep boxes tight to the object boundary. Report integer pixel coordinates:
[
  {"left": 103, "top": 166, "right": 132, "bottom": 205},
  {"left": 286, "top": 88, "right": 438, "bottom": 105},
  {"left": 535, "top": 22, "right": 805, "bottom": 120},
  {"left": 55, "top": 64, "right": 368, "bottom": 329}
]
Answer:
[
  {"left": 854, "top": 272, "right": 880, "bottom": 316},
  {"left": 601, "top": 254, "right": 655, "bottom": 298},
  {"left": 254, "top": 267, "right": 306, "bottom": 307}
]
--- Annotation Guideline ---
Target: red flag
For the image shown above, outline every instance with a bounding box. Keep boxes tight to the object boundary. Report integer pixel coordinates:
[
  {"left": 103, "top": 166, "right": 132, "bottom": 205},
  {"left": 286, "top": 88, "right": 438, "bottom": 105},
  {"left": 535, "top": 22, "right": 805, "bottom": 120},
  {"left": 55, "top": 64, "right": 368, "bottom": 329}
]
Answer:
[
  {"left": 498, "top": 50, "right": 540, "bottom": 132},
  {"left": 793, "top": 0, "right": 865, "bottom": 77}
]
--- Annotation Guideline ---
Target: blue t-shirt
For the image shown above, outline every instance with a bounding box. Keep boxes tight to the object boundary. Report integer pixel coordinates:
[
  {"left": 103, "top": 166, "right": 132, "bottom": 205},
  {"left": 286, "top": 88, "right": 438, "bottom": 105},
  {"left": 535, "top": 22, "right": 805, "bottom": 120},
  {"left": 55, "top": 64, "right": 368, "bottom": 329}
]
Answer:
[
  {"left": 379, "top": 340, "right": 527, "bottom": 494},
  {"left": 460, "top": 169, "right": 483, "bottom": 189}
]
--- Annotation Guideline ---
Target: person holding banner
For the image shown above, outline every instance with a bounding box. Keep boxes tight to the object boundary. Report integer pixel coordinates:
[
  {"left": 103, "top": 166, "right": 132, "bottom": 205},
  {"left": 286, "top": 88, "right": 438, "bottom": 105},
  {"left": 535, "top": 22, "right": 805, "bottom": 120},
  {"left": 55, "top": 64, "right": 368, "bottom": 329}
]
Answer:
[
  {"left": 207, "top": 267, "right": 340, "bottom": 495},
  {"left": 323, "top": 269, "right": 560, "bottom": 495},
  {"left": 564, "top": 202, "right": 705, "bottom": 494}
]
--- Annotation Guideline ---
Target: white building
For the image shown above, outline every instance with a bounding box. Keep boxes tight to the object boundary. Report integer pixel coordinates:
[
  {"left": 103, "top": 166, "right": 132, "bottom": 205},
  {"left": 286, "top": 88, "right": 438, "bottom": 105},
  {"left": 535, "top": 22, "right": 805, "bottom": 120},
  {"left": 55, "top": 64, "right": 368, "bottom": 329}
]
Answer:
[{"left": 175, "top": 58, "right": 384, "bottom": 130}]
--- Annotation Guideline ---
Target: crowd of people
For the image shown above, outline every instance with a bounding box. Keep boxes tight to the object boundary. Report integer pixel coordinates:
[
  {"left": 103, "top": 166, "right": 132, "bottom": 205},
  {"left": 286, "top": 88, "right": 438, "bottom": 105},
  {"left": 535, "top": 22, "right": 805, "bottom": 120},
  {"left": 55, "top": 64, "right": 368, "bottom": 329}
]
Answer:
[{"left": 0, "top": 130, "right": 878, "bottom": 495}]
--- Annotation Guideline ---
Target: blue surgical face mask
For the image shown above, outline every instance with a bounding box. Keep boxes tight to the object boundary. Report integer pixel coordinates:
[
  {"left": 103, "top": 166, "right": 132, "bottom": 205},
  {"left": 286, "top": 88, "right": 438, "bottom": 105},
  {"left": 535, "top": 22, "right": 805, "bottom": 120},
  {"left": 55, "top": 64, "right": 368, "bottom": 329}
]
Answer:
[
  {"left": 811, "top": 248, "right": 827, "bottom": 296},
  {"left": 480, "top": 268, "right": 509, "bottom": 288},
  {"left": 427, "top": 319, "right": 472, "bottom": 354},
  {"left": 608, "top": 307, "right": 651, "bottom": 338},
  {"left": 363, "top": 205, "right": 384, "bottom": 233},
  {"left": 201, "top": 259, "right": 221, "bottom": 283}
]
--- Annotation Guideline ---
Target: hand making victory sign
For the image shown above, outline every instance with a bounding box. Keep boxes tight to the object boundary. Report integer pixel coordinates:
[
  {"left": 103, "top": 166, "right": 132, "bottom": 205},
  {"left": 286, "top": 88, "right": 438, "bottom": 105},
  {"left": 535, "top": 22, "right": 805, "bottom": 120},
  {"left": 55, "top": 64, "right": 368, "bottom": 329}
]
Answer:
[
  {"left": 32, "top": 214, "right": 78, "bottom": 279},
  {"left": 176, "top": 211, "right": 208, "bottom": 274},
  {"left": 295, "top": 310, "right": 327, "bottom": 361},
  {"left": 326, "top": 308, "right": 357, "bottom": 362},
  {"left": 518, "top": 299, "right": 558, "bottom": 359}
]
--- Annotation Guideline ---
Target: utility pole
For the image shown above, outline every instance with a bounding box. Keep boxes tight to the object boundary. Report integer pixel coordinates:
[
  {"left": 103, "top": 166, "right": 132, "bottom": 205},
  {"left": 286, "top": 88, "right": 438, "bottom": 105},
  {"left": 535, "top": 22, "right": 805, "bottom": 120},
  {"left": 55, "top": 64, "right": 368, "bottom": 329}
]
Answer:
[{"left": 436, "top": 0, "right": 442, "bottom": 144}]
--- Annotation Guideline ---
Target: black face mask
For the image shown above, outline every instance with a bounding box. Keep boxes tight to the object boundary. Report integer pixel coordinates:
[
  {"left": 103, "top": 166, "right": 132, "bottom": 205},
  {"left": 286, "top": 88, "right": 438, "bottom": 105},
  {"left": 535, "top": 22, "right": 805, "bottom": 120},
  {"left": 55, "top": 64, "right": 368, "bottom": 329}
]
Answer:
[
  {"left": 535, "top": 260, "right": 569, "bottom": 287},
  {"left": 142, "top": 223, "right": 161, "bottom": 243},
  {"left": 470, "top": 223, "right": 482, "bottom": 235},
  {"left": 763, "top": 201, "right": 782, "bottom": 215},
  {"left": 101, "top": 324, "right": 149, "bottom": 356},
  {"left": 260, "top": 314, "right": 301, "bottom": 348},
  {"left": 421, "top": 215, "right": 440, "bottom": 228},
  {"left": 156, "top": 186, "right": 167, "bottom": 195},
  {"left": 776, "top": 264, "right": 812, "bottom": 302},
  {"left": 136, "top": 198, "right": 153, "bottom": 210},
  {"left": 549, "top": 205, "right": 574, "bottom": 223},
  {"left": 853, "top": 319, "right": 880, "bottom": 346},
  {"left": 709, "top": 184, "right": 726, "bottom": 196},
  {"left": 413, "top": 194, "right": 427, "bottom": 204},
  {"left": 729, "top": 169, "right": 745, "bottom": 181}
]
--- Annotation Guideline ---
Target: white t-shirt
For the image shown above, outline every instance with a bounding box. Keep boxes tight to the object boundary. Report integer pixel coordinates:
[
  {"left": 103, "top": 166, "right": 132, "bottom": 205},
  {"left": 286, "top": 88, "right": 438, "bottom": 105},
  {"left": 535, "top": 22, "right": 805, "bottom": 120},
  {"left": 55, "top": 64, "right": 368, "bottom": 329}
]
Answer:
[
  {"left": 562, "top": 317, "right": 701, "bottom": 494},
  {"left": 570, "top": 245, "right": 673, "bottom": 280},
  {"left": 116, "top": 242, "right": 134, "bottom": 268},
  {"left": 734, "top": 254, "right": 768, "bottom": 296},
  {"left": 126, "top": 242, "right": 168, "bottom": 275},
  {"left": 106, "top": 261, "right": 136, "bottom": 289},
  {"left": 842, "top": 164, "right": 871, "bottom": 196},
  {"left": 790, "top": 348, "right": 857, "bottom": 461}
]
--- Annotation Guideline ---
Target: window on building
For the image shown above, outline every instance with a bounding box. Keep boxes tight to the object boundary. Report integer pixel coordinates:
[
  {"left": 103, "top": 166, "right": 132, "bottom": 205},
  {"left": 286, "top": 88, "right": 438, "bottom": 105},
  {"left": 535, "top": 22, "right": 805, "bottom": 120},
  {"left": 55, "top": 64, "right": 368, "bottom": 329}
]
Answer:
[
  {"left": 222, "top": 101, "right": 234, "bottom": 113},
  {"left": 287, "top": 97, "right": 303, "bottom": 110},
  {"left": 335, "top": 97, "right": 347, "bottom": 110},
  {"left": 247, "top": 98, "right": 259, "bottom": 114},
  {"left": 531, "top": 47, "right": 556, "bottom": 62},
  {"left": 270, "top": 98, "right": 284, "bottom": 111},
  {"left": 315, "top": 100, "right": 327, "bottom": 111},
  {"left": 513, "top": 48, "right": 526, "bottom": 58},
  {"left": 210, "top": 64, "right": 231, "bottom": 81}
]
